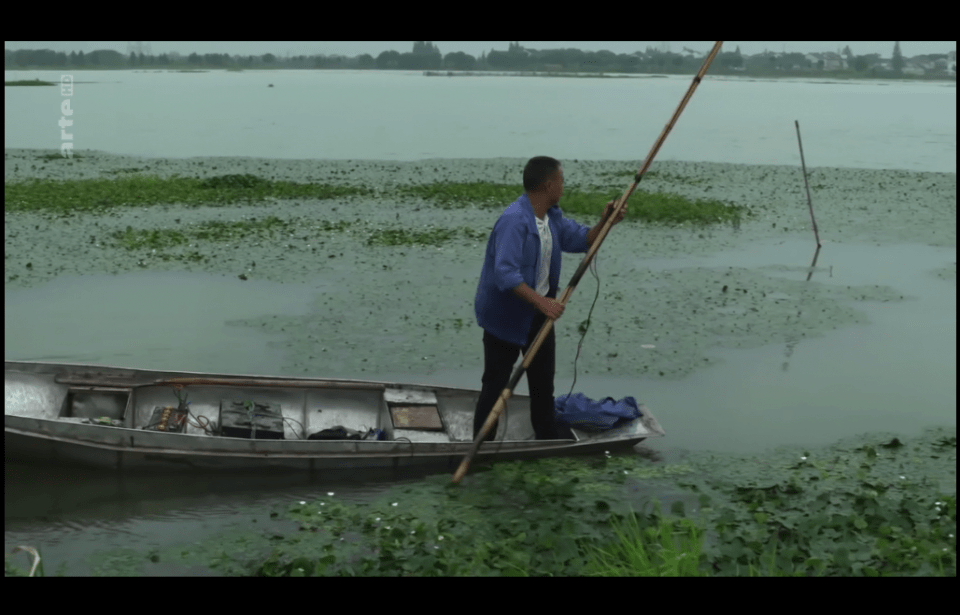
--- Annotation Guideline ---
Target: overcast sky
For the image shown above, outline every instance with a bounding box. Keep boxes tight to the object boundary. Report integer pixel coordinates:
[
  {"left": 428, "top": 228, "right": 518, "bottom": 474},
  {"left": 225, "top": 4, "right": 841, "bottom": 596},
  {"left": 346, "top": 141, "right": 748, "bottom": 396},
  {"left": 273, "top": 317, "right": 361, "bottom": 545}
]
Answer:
[{"left": 4, "top": 41, "right": 955, "bottom": 59}]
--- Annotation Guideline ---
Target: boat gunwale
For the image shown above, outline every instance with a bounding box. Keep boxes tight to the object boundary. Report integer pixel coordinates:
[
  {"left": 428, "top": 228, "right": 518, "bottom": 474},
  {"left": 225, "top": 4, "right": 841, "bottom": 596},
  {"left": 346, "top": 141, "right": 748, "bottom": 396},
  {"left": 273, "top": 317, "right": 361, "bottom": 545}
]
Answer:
[
  {"left": 7, "top": 359, "right": 479, "bottom": 396},
  {"left": 5, "top": 360, "right": 663, "bottom": 469},
  {"left": 5, "top": 415, "right": 647, "bottom": 462}
]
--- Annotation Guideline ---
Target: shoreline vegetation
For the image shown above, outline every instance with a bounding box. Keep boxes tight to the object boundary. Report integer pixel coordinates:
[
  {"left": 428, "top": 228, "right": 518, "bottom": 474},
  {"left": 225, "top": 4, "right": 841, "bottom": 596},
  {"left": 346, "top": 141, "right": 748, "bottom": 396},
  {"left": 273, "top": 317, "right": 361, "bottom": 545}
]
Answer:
[
  {"left": 5, "top": 429, "right": 955, "bottom": 576},
  {"left": 4, "top": 70, "right": 955, "bottom": 85},
  {"left": 419, "top": 70, "right": 956, "bottom": 82},
  {"left": 5, "top": 42, "right": 955, "bottom": 83}
]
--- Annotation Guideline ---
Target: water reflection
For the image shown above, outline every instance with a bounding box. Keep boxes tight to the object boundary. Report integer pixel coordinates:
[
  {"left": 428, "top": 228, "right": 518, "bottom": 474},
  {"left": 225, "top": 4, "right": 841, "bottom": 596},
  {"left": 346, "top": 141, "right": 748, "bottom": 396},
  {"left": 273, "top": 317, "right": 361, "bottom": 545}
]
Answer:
[
  {"left": 4, "top": 460, "right": 441, "bottom": 524},
  {"left": 783, "top": 244, "right": 827, "bottom": 372},
  {"left": 4, "top": 271, "right": 320, "bottom": 376}
]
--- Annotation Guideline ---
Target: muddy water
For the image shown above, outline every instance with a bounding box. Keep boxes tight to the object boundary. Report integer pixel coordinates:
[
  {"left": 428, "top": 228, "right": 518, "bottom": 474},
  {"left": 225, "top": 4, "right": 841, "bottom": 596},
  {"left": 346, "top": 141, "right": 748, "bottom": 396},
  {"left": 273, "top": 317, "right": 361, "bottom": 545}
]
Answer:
[
  {"left": 4, "top": 271, "right": 318, "bottom": 373},
  {"left": 4, "top": 151, "right": 955, "bottom": 575}
]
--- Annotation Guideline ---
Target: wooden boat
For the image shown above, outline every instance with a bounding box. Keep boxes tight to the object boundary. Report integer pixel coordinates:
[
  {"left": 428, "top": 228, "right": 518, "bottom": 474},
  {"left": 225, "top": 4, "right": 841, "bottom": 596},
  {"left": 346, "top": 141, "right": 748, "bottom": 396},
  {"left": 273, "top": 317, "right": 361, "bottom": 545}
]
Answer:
[{"left": 4, "top": 360, "right": 665, "bottom": 473}]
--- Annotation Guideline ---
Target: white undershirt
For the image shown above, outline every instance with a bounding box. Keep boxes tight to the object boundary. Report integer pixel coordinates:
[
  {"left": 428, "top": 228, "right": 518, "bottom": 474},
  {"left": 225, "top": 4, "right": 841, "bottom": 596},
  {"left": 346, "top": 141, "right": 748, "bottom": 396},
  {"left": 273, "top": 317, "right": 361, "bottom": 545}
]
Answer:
[{"left": 535, "top": 215, "right": 552, "bottom": 296}]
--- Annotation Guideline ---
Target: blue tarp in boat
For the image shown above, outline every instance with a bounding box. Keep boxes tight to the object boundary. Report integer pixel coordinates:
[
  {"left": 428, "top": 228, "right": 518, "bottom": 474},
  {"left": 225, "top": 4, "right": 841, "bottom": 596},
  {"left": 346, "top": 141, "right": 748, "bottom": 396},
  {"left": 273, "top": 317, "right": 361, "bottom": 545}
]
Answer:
[{"left": 553, "top": 393, "right": 643, "bottom": 432}]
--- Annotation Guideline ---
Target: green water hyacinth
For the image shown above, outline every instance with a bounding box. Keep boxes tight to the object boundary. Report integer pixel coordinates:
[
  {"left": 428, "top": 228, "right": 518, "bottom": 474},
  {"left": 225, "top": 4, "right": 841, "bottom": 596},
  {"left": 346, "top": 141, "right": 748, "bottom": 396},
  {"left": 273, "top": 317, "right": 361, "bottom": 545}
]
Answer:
[
  {"left": 107, "top": 216, "right": 352, "bottom": 252},
  {"left": 366, "top": 226, "right": 486, "bottom": 247},
  {"left": 5, "top": 79, "right": 56, "bottom": 86},
  {"left": 393, "top": 181, "right": 749, "bottom": 226},
  {"left": 6, "top": 172, "right": 747, "bottom": 227},
  {"left": 3, "top": 174, "right": 369, "bottom": 213},
  {"left": 6, "top": 430, "right": 953, "bottom": 576}
]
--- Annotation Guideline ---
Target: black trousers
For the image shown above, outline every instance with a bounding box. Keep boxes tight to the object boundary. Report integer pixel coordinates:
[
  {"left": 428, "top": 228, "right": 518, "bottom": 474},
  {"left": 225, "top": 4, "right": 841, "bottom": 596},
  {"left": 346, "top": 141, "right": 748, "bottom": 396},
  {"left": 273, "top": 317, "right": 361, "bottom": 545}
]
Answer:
[{"left": 473, "top": 310, "right": 560, "bottom": 442}]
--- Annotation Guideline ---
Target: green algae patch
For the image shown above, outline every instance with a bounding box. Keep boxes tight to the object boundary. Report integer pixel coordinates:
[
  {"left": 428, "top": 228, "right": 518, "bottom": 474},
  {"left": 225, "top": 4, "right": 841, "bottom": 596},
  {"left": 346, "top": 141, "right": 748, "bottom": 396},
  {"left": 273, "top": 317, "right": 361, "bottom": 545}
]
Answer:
[
  {"left": 111, "top": 227, "right": 191, "bottom": 251},
  {"left": 146, "top": 455, "right": 659, "bottom": 577},
  {"left": 393, "top": 181, "right": 522, "bottom": 207},
  {"left": 366, "top": 226, "right": 487, "bottom": 247},
  {"left": 564, "top": 188, "right": 749, "bottom": 227},
  {"left": 193, "top": 217, "right": 350, "bottom": 241},
  {"left": 4, "top": 174, "right": 369, "bottom": 213},
  {"left": 35, "top": 153, "right": 87, "bottom": 162},
  {"left": 222, "top": 256, "right": 908, "bottom": 380},
  {"left": 98, "top": 213, "right": 486, "bottom": 271},
  {"left": 597, "top": 169, "right": 708, "bottom": 186},
  {"left": 109, "top": 216, "right": 353, "bottom": 252},
  {"left": 676, "top": 427, "right": 957, "bottom": 576},
  {"left": 5, "top": 79, "right": 56, "bottom": 86},
  {"left": 392, "top": 181, "right": 748, "bottom": 227},
  {"left": 50, "top": 428, "right": 952, "bottom": 577}
]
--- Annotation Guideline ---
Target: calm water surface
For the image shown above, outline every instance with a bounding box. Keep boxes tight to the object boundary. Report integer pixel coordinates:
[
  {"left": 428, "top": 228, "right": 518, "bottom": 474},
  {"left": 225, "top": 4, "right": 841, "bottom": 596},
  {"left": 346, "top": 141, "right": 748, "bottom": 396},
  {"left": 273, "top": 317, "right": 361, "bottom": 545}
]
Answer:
[
  {"left": 4, "top": 236, "right": 954, "bottom": 575},
  {"left": 3, "top": 271, "right": 316, "bottom": 373},
  {"left": 4, "top": 69, "right": 955, "bottom": 171},
  {"left": 5, "top": 69, "right": 956, "bottom": 575}
]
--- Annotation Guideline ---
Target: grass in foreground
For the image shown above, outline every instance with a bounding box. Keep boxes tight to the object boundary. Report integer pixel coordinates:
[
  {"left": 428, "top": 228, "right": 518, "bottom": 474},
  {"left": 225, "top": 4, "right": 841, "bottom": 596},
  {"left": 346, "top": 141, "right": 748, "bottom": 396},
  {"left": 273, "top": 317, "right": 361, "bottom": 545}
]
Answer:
[
  {"left": 582, "top": 504, "right": 706, "bottom": 576},
  {"left": 8, "top": 429, "right": 951, "bottom": 577}
]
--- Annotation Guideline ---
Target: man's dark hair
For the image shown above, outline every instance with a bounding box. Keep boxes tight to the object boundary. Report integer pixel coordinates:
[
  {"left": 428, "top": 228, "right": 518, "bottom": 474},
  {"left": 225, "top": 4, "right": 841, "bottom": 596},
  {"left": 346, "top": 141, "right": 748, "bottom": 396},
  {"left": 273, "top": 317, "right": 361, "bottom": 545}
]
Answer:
[{"left": 523, "top": 156, "right": 561, "bottom": 193}]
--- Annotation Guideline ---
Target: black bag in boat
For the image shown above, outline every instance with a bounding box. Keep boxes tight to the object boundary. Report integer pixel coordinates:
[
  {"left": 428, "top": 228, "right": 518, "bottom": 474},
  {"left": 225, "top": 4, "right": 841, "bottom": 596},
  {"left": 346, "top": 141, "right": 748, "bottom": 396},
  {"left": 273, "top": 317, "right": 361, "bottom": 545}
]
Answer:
[{"left": 308, "top": 425, "right": 365, "bottom": 440}]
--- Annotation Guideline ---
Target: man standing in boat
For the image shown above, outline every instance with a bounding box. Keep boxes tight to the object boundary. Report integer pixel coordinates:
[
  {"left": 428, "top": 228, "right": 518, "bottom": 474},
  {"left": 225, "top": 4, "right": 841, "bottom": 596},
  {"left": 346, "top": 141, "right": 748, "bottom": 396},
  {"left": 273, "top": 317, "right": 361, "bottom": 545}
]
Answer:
[{"left": 473, "top": 156, "right": 625, "bottom": 441}]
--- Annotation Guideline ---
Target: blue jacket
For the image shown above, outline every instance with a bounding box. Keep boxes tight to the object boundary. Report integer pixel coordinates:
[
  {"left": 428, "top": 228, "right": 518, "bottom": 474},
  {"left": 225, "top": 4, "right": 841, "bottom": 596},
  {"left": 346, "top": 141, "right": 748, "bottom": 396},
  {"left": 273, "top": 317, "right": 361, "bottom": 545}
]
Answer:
[{"left": 475, "top": 193, "right": 591, "bottom": 346}]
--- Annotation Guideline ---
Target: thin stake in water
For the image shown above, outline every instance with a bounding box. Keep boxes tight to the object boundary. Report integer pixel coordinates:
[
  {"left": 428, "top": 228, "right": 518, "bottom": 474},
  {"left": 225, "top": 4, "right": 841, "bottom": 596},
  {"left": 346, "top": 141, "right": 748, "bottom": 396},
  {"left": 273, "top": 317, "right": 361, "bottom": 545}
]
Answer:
[{"left": 795, "top": 120, "right": 822, "bottom": 248}]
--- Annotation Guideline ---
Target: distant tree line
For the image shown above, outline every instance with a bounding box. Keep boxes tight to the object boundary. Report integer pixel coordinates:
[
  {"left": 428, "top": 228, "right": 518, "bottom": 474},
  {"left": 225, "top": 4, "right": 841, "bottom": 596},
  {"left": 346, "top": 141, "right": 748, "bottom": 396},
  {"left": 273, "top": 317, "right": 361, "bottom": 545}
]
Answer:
[
  {"left": 5, "top": 42, "right": 955, "bottom": 79},
  {"left": 0, "top": 43, "right": 746, "bottom": 73},
  {"left": 6, "top": 48, "right": 129, "bottom": 68}
]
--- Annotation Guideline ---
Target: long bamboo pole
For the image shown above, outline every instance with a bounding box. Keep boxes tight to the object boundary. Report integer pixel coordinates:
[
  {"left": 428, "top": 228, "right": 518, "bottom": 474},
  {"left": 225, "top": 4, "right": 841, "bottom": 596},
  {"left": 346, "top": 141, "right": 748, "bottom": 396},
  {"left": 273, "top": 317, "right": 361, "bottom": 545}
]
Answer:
[
  {"left": 795, "top": 120, "right": 822, "bottom": 247},
  {"left": 452, "top": 41, "right": 724, "bottom": 484}
]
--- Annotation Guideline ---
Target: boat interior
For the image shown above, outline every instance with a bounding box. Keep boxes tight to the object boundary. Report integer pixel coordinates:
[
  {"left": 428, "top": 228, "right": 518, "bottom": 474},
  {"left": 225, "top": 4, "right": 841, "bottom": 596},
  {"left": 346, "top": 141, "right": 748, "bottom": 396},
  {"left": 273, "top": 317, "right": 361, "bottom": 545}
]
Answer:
[{"left": 6, "top": 367, "right": 559, "bottom": 444}]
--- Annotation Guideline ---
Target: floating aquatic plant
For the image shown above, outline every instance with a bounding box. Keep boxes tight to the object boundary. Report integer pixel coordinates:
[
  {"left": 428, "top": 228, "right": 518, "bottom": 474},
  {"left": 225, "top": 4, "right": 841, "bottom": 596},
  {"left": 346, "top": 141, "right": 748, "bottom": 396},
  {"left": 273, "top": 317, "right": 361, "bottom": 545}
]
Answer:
[
  {"left": 390, "top": 180, "right": 748, "bottom": 226},
  {"left": 107, "top": 216, "right": 351, "bottom": 252},
  {"left": 365, "top": 226, "right": 486, "bottom": 248},
  {"left": 3, "top": 174, "right": 369, "bottom": 213},
  {"left": 5, "top": 79, "right": 56, "bottom": 86},
  {"left": 10, "top": 429, "right": 952, "bottom": 577}
]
